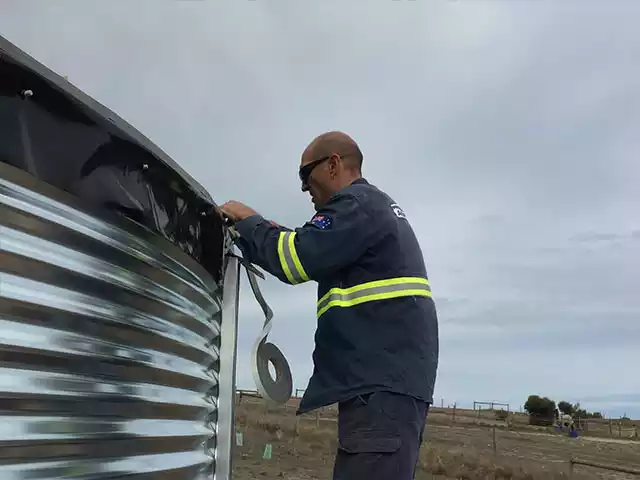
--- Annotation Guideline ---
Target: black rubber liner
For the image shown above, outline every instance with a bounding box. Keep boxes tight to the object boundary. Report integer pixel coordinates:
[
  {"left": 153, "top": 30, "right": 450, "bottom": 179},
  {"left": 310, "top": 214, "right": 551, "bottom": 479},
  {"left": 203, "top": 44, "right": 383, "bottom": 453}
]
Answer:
[{"left": 0, "top": 35, "right": 225, "bottom": 282}]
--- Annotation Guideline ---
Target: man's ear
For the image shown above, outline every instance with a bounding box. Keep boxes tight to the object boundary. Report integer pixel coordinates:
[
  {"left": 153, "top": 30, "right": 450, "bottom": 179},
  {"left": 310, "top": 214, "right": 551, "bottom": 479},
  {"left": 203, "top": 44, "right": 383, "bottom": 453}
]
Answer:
[{"left": 328, "top": 154, "right": 340, "bottom": 176}]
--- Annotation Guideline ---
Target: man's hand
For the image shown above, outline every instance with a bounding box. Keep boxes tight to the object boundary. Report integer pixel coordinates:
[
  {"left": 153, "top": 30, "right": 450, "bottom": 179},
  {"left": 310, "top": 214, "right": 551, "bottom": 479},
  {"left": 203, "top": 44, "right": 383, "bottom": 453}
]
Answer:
[{"left": 219, "top": 201, "right": 258, "bottom": 223}]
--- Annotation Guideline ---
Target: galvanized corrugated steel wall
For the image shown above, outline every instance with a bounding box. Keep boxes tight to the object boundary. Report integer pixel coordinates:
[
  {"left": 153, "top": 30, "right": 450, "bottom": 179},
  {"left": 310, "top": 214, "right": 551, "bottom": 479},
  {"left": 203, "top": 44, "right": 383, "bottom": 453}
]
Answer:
[{"left": 0, "top": 163, "right": 234, "bottom": 479}]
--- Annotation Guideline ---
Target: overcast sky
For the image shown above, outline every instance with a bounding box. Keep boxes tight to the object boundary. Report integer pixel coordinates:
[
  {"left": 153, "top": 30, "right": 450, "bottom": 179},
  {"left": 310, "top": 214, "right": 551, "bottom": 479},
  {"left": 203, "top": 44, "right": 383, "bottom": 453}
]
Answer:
[{"left": 2, "top": 0, "right": 639, "bottom": 418}]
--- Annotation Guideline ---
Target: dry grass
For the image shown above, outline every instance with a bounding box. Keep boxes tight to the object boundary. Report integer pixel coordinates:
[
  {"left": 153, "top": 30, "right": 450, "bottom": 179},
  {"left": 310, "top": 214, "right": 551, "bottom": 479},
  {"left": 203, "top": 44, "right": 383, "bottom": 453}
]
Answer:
[
  {"left": 232, "top": 398, "right": 640, "bottom": 480},
  {"left": 418, "top": 446, "right": 571, "bottom": 480}
]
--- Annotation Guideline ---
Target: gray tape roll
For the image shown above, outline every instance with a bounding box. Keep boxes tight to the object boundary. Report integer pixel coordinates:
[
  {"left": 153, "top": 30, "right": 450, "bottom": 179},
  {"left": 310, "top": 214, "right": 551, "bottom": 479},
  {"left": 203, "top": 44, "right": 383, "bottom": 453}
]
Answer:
[
  {"left": 242, "top": 256, "right": 293, "bottom": 405},
  {"left": 251, "top": 322, "right": 293, "bottom": 405}
]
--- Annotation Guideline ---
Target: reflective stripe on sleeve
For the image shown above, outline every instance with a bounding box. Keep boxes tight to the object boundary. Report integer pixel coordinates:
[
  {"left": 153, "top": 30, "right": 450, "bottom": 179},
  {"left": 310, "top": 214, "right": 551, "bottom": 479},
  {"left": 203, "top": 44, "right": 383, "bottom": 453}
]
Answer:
[
  {"left": 317, "top": 277, "right": 431, "bottom": 318},
  {"left": 277, "top": 231, "right": 310, "bottom": 284}
]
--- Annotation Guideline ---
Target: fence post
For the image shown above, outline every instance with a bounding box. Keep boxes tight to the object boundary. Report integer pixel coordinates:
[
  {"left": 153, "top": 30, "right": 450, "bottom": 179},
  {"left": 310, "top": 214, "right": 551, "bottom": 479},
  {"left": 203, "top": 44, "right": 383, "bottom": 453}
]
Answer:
[
  {"left": 619, "top": 418, "right": 623, "bottom": 437},
  {"left": 315, "top": 410, "right": 320, "bottom": 427},
  {"left": 492, "top": 425, "right": 497, "bottom": 456},
  {"left": 569, "top": 457, "right": 574, "bottom": 478},
  {"left": 609, "top": 419, "right": 613, "bottom": 435},
  {"left": 452, "top": 404, "right": 457, "bottom": 424}
]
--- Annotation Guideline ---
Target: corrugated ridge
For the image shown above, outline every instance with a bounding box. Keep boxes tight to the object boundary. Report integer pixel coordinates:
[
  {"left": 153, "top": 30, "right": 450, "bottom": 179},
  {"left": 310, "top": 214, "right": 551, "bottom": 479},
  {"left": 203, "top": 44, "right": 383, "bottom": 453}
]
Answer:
[
  {"left": 0, "top": 200, "right": 215, "bottom": 313},
  {"left": 0, "top": 451, "right": 213, "bottom": 478},
  {"left": 2, "top": 225, "right": 214, "bottom": 321},
  {"left": 0, "top": 319, "right": 214, "bottom": 382},
  {"left": 0, "top": 176, "right": 211, "bottom": 294}
]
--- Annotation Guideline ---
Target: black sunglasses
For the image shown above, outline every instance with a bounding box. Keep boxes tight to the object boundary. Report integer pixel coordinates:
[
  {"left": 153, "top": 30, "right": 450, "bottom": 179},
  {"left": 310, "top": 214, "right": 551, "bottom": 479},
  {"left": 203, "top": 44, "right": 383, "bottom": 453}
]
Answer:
[{"left": 298, "top": 155, "right": 331, "bottom": 186}]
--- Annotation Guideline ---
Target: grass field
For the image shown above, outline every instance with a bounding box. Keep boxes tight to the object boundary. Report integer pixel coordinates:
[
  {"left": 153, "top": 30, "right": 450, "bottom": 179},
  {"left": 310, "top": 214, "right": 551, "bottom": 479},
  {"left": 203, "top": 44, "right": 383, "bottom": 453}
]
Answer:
[{"left": 232, "top": 395, "right": 640, "bottom": 480}]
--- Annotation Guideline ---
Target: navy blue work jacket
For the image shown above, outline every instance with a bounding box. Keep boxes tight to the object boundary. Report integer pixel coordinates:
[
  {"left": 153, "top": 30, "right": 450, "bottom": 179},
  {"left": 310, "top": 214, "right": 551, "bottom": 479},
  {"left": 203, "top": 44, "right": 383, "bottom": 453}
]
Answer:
[{"left": 234, "top": 178, "right": 438, "bottom": 414}]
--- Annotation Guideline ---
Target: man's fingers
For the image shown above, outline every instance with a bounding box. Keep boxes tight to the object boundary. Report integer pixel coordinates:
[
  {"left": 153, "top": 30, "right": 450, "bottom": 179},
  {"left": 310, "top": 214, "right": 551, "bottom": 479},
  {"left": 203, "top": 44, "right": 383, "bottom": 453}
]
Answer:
[
  {"left": 218, "top": 201, "right": 242, "bottom": 223},
  {"left": 218, "top": 206, "right": 235, "bottom": 222},
  {"left": 215, "top": 206, "right": 231, "bottom": 221},
  {"left": 216, "top": 200, "right": 255, "bottom": 223}
]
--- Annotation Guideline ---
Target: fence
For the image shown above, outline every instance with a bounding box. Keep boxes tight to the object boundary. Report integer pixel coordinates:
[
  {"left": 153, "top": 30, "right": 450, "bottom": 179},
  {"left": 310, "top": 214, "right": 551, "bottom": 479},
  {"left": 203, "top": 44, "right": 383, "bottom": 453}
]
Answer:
[
  {"left": 236, "top": 390, "right": 335, "bottom": 431},
  {"left": 570, "top": 457, "right": 640, "bottom": 478},
  {"left": 431, "top": 403, "right": 640, "bottom": 438},
  {"left": 241, "top": 393, "right": 640, "bottom": 435},
  {"left": 473, "top": 400, "right": 510, "bottom": 413},
  {"left": 237, "top": 392, "right": 640, "bottom": 444},
  {"left": 574, "top": 416, "right": 639, "bottom": 438},
  {"left": 234, "top": 396, "right": 640, "bottom": 479}
]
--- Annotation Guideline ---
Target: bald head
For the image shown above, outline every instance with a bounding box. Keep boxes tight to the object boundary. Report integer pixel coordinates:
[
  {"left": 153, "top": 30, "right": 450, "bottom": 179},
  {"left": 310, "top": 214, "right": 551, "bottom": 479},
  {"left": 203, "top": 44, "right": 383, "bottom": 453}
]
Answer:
[
  {"left": 299, "top": 131, "right": 364, "bottom": 210},
  {"left": 302, "top": 131, "right": 363, "bottom": 172}
]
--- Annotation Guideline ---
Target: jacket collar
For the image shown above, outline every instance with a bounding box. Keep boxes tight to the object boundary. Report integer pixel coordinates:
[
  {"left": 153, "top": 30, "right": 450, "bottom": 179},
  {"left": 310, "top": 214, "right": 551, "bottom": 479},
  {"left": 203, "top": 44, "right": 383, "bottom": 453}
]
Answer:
[
  {"left": 328, "top": 177, "right": 368, "bottom": 203},
  {"left": 351, "top": 177, "right": 368, "bottom": 186}
]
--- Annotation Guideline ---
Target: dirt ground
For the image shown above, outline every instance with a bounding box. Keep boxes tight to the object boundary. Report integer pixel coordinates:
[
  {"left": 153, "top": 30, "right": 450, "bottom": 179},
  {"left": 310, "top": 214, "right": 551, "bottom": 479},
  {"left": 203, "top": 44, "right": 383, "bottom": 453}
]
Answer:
[{"left": 232, "top": 397, "right": 640, "bottom": 480}]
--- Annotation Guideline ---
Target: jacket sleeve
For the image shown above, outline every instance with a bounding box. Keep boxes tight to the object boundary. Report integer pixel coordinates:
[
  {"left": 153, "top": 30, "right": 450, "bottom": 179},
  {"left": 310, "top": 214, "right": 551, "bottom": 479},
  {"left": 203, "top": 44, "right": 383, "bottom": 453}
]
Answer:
[{"left": 233, "top": 193, "right": 384, "bottom": 284}]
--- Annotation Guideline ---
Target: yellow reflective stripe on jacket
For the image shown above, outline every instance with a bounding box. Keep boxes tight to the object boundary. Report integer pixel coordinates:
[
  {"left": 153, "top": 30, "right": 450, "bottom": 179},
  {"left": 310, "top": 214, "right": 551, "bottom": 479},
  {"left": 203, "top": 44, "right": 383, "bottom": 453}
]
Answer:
[
  {"left": 277, "top": 231, "right": 310, "bottom": 284},
  {"left": 317, "top": 277, "right": 431, "bottom": 318}
]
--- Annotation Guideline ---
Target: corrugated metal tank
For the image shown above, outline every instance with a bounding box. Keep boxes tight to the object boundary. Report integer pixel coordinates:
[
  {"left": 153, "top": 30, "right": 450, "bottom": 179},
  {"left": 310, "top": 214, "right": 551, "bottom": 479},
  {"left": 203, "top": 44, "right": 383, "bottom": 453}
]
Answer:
[
  {"left": 1, "top": 34, "right": 240, "bottom": 479},
  {"left": 0, "top": 162, "right": 238, "bottom": 479}
]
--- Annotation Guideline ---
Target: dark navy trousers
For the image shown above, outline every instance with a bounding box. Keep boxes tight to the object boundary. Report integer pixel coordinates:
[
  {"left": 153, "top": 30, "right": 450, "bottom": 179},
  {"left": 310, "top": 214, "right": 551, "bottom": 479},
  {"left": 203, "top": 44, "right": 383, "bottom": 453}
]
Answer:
[{"left": 332, "top": 391, "right": 429, "bottom": 480}]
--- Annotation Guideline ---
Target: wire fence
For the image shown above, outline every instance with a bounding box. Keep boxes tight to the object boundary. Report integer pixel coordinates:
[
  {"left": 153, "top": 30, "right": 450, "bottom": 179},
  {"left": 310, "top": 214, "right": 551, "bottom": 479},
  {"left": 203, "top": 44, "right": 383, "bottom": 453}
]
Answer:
[
  {"left": 238, "top": 391, "right": 639, "bottom": 438},
  {"left": 234, "top": 394, "right": 640, "bottom": 479},
  {"left": 570, "top": 458, "right": 640, "bottom": 478}
]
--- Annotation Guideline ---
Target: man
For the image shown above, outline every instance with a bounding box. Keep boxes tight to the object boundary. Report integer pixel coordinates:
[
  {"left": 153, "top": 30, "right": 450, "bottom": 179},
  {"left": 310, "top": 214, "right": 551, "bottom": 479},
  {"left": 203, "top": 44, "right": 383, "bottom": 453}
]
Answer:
[{"left": 220, "top": 131, "right": 439, "bottom": 479}]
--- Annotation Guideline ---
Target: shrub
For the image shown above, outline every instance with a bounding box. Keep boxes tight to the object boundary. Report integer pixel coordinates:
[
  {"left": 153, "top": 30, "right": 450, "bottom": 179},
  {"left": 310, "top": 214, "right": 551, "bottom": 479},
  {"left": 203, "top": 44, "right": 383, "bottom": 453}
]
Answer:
[{"left": 524, "top": 395, "right": 556, "bottom": 426}]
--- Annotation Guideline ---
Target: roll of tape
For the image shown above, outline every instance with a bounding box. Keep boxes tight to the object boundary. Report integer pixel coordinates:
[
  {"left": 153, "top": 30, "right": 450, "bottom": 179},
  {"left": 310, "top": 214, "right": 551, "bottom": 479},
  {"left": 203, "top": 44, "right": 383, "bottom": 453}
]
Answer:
[
  {"left": 243, "top": 259, "right": 293, "bottom": 405},
  {"left": 251, "top": 321, "right": 293, "bottom": 405}
]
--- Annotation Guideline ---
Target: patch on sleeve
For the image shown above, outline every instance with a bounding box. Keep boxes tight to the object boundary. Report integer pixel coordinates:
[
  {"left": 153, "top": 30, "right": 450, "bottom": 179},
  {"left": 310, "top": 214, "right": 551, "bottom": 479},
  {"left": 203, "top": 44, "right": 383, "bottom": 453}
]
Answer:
[
  {"left": 390, "top": 203, "right": 407, "bottom": 219},
  {"left": 310, "top": 214, "right": 333, "bottom": 230}
]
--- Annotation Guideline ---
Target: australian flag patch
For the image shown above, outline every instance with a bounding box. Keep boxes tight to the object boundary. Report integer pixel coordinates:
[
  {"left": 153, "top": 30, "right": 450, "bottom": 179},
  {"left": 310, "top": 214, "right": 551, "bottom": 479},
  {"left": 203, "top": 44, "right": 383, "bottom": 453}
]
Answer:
[{"left": 311, "top": 214, "right": 333, "bottom": 229}]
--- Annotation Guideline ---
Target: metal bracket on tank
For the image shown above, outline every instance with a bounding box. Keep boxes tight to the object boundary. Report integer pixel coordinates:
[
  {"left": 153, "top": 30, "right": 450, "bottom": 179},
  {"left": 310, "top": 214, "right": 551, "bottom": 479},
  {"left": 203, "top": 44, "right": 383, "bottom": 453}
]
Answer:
[
  {"left": 226, "top": 225, "right": 293, "bottom": 405},
  {"left": 215, "top": 254, "right": 241, "bottom": 480}
]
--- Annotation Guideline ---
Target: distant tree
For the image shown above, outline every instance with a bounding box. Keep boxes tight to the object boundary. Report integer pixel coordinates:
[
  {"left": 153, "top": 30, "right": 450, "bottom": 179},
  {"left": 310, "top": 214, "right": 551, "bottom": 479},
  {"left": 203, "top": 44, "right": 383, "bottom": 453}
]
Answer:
[
  {"left": 524, "top": 395, "right": 541, "bottom": 414},
  {"left": 570, "top": 402, "right": 603, "bottom": 419},
  {"left": 524, "top": 395, "right": 556, "bottom": 426},
  {"left": 558, "top": 401, "right": 574, "bottom": 415},
  {"left": 572, "top": 402, "right": 586, "bottom": 418},
  {"left": 524, "top": 395, "right": 556, "bottom": 415}
]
